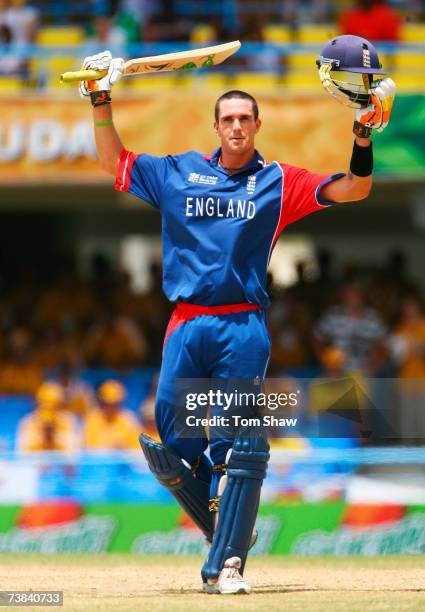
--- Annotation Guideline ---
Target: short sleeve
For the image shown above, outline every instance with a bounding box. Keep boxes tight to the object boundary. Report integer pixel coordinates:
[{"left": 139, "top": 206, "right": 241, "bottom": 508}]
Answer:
[
  {"left": 114, "top": 148, "right": 170, "bottom": 209},
  {"left": 280, "top": 164, "right": 345, "bottom": 227}
]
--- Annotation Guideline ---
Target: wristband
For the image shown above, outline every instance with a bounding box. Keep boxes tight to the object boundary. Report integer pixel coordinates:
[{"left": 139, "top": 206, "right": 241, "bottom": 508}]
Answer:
[
  {"left": 95, "top": 120, "right": 113, "bottom": 127},
  {"left": 350, "top": 140, "right": 373, "bottom": 177},
  {"left": 90, "top": 91, "right": 111, "bottom": 107},
  {"left": 353, "top": 121, "right": 372, "bottom": 138}
]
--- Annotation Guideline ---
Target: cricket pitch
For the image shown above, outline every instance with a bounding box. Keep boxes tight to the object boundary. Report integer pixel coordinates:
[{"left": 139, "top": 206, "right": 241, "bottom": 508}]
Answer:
[{"left": 1, "top": 555, "right": 425, "bottom": 611}]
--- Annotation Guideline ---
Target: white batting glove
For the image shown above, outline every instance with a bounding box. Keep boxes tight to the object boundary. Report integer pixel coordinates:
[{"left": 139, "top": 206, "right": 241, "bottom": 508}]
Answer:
[
  {"left": 354, "top": 77, "right": 396, "bottom": 136},
  {"left": 79, "top": 50, "right": 124, "bottom": 98}
]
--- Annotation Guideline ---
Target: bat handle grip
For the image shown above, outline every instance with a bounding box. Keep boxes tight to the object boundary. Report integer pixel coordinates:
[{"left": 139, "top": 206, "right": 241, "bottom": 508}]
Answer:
[{"left": 60, "top": 68, "right": 108, "bottom": 83}]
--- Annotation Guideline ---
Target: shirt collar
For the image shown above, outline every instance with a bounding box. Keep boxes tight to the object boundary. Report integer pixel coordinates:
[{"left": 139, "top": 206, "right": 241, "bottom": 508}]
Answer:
[{"left": 209, "top": 147, "right": 266, "bottom": 174}]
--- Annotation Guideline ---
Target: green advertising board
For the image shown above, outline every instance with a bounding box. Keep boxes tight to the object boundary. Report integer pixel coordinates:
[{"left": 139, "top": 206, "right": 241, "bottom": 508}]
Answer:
[
  {"left": 375, "top": 95, "right": 425, "bottom": 177},
  {"left": 1, "top": 501, "right": 425, "bottom": 556}
]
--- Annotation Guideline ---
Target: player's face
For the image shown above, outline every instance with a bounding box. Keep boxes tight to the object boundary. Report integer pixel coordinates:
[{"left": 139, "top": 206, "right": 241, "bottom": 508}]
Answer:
[{"left": 214, "top": 98, "right": 261, "bottom": 157}]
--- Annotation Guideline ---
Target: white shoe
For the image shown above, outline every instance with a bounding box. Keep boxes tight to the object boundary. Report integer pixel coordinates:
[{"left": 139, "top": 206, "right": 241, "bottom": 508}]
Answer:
[{"left": 203, "top": 557, "right": 251, "bottom": 595}]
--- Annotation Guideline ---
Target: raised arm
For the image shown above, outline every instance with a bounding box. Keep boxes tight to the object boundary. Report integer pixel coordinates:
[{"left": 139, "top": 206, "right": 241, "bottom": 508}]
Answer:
[
  {"left": 321, "top": 136, "right": 372, "bottom": 203},
  {"left": 92, "top": 104, "right": 124, "bottom": 175},
  {"left": 79, "top": 51, "right": 125, "bottom": 176}
]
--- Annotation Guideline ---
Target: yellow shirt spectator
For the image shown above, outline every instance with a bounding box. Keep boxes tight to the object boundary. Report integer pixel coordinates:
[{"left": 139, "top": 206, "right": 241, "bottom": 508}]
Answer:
[
  {"left": 17, "top": 407, "right": 79, "bottom": 452},
  {"left": 393, "top": 322, "right": 425, "bottom": 379},
  {"left": 84, "top": 408, "right": 140, "bottom": 450},
  {"left": 0, "top": 328, "right": 42, "bottom": 395},
  {"left": 392, "top": 296, "right": 425, "bottom": 380},
  {"left": 84, "top": 313, "right": 146, "bottom": 368},
  {"left": 84, "top": 380, "right": 140, "bottom": 450},
  {"left": 16, "top": 381, "right": 80, "bottom": 452}
]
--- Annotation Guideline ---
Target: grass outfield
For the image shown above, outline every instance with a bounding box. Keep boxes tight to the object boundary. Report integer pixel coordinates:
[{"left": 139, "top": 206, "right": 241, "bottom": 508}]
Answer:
[{"left": 0, "top": 555, "right": 424, "bottom": 611}]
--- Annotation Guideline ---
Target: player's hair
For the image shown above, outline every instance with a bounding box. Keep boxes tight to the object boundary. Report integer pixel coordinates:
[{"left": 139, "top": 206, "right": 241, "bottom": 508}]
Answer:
[{"left": 214, "top": 90, "right": 259, "bottom": 121}]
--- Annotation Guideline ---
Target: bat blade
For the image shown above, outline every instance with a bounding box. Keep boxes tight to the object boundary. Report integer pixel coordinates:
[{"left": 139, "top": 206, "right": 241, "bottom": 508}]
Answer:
[{"left": 60, "top": 41, "right": 241, "bottom": 83}]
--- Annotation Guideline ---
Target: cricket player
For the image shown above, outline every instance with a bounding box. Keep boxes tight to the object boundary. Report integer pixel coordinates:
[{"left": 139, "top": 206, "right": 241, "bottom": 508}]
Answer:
[{"left": 79, "top": 34, "right": 395, "bottom": 594}]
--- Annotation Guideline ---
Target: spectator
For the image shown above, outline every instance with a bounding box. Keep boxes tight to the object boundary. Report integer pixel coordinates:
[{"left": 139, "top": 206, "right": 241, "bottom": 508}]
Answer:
[
  {"left": 281, "top": 0, "right": 333, "bottom": 31},
  {"left": 84, "top": 307, "right": 147, "bottom": 368},
  {"left": 136, "top": 262, "right": 172, "bottom": 365},
  {"left": 90, "top": 16, "right": 127, "bottom": 46},
  {"left": 34, "top": 269, "right": 97, "bottom": 333},
  {"left": 269, "top": 290, "right": 313, "bottom": 371},
  {"left": 0, "top": 23, "right": 18, "bottom": 75},
  {"left": 84, "top": 380, "right": 140, "bottom": 449},
  {"left": 33, "top": 327, "right": 81, "bottom": 371},
  {"left": 143, "top": 0, "right": 190, "bottom": 42},
  {"left": 391, "top": 295, "right": 425, "bottom": 442},
  {"left": 16, "top": 382, "right": 79, "bottom": 451},
  {"left": 90, "top": 0, "right": 154, "bottom": 46},
  {"left": 52, "top": 361, "right": 95, "bottom": 417},
  {"left": 314, "top": 280, "right": 387, "bottom": 374},
  {"left": 5, "top": 0, "right": 38, "bottom": 44},
  {"left": 339, "top": 0, "right": 401, "bottom": 42},
  {"left": 368, "top": 250, "right": 418, "bottom": 326},
  {"left": 0, "top": 327, "right": 42, "bottom": 394},
  {"left": 0, "top": 0, "right": 39, "bottom": 76},
  {"left": 309, "top": 248, "right": 340, "bottom": 316},
  {"left": 139, "top": 373, "right": 160, "bottom": 439},
  {"left": 391, "top": 294, "right": 425, "bottom": 380},
  {"left": 0, "top": 2, "right": 19, "bottom": 75}
]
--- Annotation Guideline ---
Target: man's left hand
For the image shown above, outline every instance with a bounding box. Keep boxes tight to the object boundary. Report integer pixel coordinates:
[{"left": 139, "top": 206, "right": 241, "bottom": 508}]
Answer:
[{"left": 354, "top": 78, "right": 396, "bottom": 137}]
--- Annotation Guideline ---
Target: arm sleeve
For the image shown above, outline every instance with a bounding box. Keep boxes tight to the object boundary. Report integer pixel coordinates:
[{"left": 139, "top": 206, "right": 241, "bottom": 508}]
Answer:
[
  {"left": 280, "top": 164, "right": 346, "bottom": 227},
  {"left": 114, "top": 148, "right": 171, "bottom": 209}
]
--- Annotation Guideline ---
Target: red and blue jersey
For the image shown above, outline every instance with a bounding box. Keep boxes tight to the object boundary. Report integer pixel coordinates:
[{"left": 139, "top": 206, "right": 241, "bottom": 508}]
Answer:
[{"left": 115, "top": 147, "right": 344, "bottom": 307}]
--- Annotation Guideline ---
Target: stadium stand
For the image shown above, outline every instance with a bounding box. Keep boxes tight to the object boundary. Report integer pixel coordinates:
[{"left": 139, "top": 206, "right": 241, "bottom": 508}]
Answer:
[{"left": 0, "top": 0, "right": 422, "bottom": 92}]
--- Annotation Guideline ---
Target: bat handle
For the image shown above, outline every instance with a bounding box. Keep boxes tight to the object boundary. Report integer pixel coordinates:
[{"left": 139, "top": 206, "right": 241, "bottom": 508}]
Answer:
[{"left": 60, "top": 68, "right": 108, "bottom": 83}]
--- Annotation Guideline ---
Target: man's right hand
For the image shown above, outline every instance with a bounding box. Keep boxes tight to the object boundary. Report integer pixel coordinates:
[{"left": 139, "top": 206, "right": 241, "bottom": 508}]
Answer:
[{"left": 79, "top": 50, "right": 124, "bottom": 98}]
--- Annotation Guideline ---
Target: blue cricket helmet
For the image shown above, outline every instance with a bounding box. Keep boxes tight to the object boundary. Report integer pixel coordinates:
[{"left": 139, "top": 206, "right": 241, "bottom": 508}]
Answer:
[
  {"left": 316, "top": 35, "right": 387, "bottom": 107},
  {"left": 317, "top": 34, "right": 387, "bottom": 75}
]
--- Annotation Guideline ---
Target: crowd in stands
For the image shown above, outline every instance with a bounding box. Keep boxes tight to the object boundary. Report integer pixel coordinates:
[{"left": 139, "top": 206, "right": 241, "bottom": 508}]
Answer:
[
  {"left": 0, "top": 257, "right": 172, "bottom": 396},
  {"left": 268, "top": 249, "right": 425, "bottom": 379},
  {"left": 1, "top": 247, "right": 425, "bottom": 449},
  {"left": 16, "top": 378, "right": 152, "bottom": 451},
  {"left": 0, "top": 1, "right": 424, "bottom": 78}
]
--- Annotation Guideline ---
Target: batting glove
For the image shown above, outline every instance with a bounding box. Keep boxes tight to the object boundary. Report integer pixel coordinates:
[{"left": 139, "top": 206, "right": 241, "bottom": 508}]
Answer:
[
  {"left": 353, "top": 77, "right": 396, "bottom": 137},
  {"left": 79, "top": 50, "right": 124, "bottom": 98}
]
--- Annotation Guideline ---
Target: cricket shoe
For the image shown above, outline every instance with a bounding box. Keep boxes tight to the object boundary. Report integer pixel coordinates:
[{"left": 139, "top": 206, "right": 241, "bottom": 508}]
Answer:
[{"left": 203, "top": 557, "right": 251, "bottom": 595}]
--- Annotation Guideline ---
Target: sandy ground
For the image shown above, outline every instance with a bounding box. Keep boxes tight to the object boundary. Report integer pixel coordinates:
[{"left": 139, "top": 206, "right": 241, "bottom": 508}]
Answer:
[{"left": 0, "top": 555, "right": 425, "bottom": 611}]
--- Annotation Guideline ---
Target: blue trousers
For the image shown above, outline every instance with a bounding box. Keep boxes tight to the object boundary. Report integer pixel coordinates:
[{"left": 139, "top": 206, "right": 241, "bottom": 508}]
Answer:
[{"left": 155, "top": 309, "right": 270, "bottom": 470}]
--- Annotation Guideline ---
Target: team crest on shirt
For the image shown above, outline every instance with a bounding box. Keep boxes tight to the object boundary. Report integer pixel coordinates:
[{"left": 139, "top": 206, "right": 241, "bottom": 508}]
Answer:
[
  {"left": 247, "top": 175, "right": 256, "bottom": 195},
  {"left": 188, "top": 172, "right": 218, "bottom": 185}
]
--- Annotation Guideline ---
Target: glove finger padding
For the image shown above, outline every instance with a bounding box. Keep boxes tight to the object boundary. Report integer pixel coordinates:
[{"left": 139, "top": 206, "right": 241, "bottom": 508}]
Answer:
[
  {"left": 108, "top": 58, "right": 124, "bottom": 86},
  {"left": 356, "top": 77, "right": 396, "bottom": 132},
  {"left": 79, "top": 51, "right": 111, "bottom": 98},
  {"left": 83, "top": 50, "right": 112, "bottom": 71},
  {"left": 374, "top": 77, "right": 396, "bottom": 131},
  {"left": 78, "top": 52, "right": 124, "bottom": 99}
]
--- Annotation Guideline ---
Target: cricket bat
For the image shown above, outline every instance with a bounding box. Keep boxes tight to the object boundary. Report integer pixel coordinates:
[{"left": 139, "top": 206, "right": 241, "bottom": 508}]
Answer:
[{"left": 60, "top": 40, "right": 241, "bottom": 83}]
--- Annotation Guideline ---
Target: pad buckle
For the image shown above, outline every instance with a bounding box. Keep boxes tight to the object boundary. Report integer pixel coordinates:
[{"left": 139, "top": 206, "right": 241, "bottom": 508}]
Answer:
[{"left": 208, "top": 496, "right": 220, "bottom": 512}]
